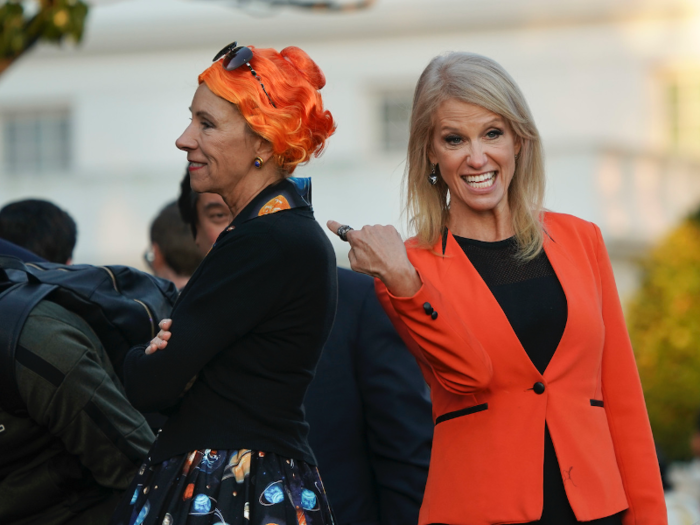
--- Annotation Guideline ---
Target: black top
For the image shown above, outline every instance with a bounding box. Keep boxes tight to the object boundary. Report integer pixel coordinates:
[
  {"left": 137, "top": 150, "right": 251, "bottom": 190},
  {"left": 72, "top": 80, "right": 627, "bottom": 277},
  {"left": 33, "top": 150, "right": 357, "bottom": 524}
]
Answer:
[
  {"left": 455, "top": 235, "right": 621, "bottom": 525},
  {"left": 123, "top": 179, "right": 337, "bottom": 465},
  {"left": 454, "top": 235, "right": 566, "bottom": 374}
]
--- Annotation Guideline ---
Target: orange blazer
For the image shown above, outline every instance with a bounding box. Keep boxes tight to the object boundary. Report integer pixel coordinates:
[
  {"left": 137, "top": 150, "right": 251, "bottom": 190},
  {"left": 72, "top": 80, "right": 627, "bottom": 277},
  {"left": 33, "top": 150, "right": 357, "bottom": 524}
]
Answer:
[{"left": 375, "top": 212, "right": 666, "bottom": 525}]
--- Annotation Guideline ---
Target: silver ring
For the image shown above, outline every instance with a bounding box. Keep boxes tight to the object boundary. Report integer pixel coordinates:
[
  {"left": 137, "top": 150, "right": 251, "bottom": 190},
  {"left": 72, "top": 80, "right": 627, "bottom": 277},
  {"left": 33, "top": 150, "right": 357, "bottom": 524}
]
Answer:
[{"left": 336, "top": 224, "right": 354, "bottom": 242}]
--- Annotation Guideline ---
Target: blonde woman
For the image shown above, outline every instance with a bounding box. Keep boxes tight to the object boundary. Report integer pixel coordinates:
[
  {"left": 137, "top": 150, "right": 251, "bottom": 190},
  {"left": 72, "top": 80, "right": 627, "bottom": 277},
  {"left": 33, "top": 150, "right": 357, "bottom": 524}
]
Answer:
[{"left": 328, "top": 53, "right": 666, "bottom": 525}]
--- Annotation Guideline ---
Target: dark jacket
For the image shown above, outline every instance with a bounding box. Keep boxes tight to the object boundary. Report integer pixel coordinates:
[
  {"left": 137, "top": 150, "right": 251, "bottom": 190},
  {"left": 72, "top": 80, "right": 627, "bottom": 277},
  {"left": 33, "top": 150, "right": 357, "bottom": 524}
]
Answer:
[
  {"left": 305, "top": 268, "right": 433, "bottom": 525},
  {"left": 122, "top": 180, "right": 337, "bottom": 464},
  {"left": 0, "top": 238, "right": 45, "bottom": 263},
  {"left": 0, "top": 301, "right": 154, "bottom": 525}
]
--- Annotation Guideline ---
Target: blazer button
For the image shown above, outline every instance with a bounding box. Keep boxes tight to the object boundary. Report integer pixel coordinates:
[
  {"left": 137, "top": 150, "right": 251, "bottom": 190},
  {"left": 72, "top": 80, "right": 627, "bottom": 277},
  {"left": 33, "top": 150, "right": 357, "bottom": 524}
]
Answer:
[
  {"left": 431, "top": 311, "right": 438, "bottom": 320},
  {"left": 423, "top": 302, "right": 434, "bottom": 315},
  {"left": 533, "top": 382, "right": 545, "bottom": 395}
]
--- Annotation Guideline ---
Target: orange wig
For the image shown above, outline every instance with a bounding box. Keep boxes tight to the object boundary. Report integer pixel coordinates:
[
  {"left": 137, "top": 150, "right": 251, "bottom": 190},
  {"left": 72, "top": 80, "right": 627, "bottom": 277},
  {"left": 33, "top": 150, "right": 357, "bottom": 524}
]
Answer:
[{"left": 199, "top": 46, "right": 336, "bottom": 175}]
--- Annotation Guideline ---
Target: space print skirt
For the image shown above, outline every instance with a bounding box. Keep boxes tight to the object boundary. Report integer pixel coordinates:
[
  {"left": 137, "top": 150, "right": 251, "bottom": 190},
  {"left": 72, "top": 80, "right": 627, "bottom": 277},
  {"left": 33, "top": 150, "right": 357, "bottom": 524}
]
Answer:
[{"left": 110, "top": 448, "right": 335, "bottom": 525}]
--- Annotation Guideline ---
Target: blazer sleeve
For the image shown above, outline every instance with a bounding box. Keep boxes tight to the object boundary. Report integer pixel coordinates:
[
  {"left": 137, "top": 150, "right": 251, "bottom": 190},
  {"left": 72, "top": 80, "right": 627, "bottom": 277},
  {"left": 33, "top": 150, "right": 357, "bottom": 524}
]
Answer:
[
  {"left": 594, "top": 224, "right": 667, "bottom": 524},
  {"left": 374, "top": 267, "right": 493, "bottom": 395},
  {"left": 355, "top": 279, "right": 433, "bottom": 525}
]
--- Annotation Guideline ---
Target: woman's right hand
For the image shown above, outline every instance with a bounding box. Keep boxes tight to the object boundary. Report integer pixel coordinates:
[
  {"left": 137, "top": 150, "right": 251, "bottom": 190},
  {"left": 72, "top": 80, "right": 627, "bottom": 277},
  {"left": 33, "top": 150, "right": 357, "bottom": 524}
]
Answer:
[
  {"left": 326, "top": 221, "right": 422, "bottom": 297},
  {"left": 145, "top": 319, "right": 172, "bottom": 355}
]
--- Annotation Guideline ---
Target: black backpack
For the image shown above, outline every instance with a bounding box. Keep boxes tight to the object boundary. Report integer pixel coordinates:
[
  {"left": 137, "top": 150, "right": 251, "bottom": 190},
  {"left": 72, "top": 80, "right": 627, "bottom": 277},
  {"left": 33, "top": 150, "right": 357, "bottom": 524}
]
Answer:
[{"left": 0, "top": 256, "right": 179, "bottom": 416}]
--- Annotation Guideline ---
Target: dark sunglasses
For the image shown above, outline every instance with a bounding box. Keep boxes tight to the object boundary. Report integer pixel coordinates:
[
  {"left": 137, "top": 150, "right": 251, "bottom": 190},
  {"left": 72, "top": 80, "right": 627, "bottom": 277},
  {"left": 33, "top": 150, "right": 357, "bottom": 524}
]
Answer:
[{"left": 213, "top": 42, "right": 276, "bottom": 108}]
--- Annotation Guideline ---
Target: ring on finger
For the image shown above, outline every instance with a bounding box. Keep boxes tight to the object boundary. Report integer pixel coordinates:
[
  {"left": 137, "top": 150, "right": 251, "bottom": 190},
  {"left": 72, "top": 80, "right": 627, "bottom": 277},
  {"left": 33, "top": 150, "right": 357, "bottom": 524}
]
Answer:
[{"left": 336, "top": 224, "right": 354, "bottom": 242}]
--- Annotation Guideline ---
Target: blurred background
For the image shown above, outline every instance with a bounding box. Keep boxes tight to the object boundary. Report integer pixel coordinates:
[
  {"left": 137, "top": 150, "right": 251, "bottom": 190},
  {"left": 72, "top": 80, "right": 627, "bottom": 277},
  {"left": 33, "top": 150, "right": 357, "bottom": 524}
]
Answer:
[{"left": 2, "top": 0, "right": 700, "bottom": 519}]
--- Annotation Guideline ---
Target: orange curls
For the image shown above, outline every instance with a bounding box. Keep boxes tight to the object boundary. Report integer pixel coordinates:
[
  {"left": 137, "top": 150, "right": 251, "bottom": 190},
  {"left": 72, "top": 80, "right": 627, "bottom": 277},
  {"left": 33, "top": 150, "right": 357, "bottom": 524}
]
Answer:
[{"left": 198, "top": 46, "right": 336, "bottom": 175}]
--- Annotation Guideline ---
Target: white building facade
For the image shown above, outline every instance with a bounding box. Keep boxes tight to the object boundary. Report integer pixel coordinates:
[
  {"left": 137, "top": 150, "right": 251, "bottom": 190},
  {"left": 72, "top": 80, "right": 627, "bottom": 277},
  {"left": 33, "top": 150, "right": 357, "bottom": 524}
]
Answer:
[{"left": 1, "top": 0, "right": 700, "bottom": 301}]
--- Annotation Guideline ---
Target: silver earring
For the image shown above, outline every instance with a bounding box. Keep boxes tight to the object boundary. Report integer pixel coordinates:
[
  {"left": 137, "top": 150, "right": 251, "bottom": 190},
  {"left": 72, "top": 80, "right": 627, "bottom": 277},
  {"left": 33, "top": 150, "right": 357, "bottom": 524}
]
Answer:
[
  {"left": 514, "top": 153, "right": 520, "bottom": 160},
  {"left": 428, "top": 164, "right": 438, "bottom": 185}
]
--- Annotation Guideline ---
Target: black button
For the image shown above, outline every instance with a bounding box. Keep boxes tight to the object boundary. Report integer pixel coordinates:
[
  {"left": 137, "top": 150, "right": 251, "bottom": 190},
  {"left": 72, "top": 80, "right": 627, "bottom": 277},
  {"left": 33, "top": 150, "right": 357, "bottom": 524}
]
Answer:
[
  {"left": 423, "top": 302, "right": 434, "bottom": 315},
  {"left": 533, "top": 382, "right": 545, "bottom": 395},
  {"left": 431, "top": 311, "right": 438, "bottom": 320}
]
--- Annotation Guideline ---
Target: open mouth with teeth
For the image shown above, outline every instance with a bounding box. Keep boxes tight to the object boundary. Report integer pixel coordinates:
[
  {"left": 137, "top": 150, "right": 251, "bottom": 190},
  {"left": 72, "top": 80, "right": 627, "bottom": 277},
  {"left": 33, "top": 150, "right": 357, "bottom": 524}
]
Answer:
[{"left": 462, "top": 171, "right": 497, "bottom": 189}]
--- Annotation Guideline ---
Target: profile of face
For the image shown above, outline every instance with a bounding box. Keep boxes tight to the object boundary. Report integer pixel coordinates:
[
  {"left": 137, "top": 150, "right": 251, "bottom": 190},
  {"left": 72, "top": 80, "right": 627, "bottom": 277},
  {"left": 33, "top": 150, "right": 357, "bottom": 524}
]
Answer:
[
  {"left": 175, "top": 83, "right": 266, "bottom": 197},
  {"left": 429, "top": 99, "right": 521, "bottom": 221},
  {"left": 194, "top": 192, "right": 232, "bottom": 256}
]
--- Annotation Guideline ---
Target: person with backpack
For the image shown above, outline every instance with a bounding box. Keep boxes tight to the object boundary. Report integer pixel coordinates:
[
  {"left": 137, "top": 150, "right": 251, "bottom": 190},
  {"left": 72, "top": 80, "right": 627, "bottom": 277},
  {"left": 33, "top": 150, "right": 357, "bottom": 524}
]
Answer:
[
  {"left": 0, "top": 238, "right": 179, "bottom": 524},
  {"left": 110, "top": 43, "right": 337, "bottom": 525},
  {"left": 0, "top": 298, "right": 155, "bottom": 525}
]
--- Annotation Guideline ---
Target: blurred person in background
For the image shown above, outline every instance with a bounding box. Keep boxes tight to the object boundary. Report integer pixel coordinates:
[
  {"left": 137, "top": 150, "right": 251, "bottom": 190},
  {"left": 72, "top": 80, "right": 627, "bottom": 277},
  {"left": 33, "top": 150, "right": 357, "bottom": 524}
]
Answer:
[
  {"left": 0, "top": 199, "right": 77, "bottom": 264},
  {"left": 0, "top": 301, "right": 154, "bottom": 525},
  {"left": 178, "top": 171, "right": 434, "bottom": 525},
  {"left": 177, "top": 170, "right": 231, "bottom": 258},
  {"left": 111, "top": 42, "right": 338, "bottom": 525},
  {"left": 329, "top": 52, "right": 666, "bottom": 524},
  {"left": 145, "top": 201, "right": 203, "bottom": 290}
]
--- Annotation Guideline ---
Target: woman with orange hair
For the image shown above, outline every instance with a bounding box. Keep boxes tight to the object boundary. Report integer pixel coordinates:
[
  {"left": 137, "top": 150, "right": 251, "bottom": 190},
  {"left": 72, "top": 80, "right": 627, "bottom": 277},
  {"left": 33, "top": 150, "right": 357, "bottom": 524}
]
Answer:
[{"left": 110, "top": 43, "right": 337, "bottom": 525}]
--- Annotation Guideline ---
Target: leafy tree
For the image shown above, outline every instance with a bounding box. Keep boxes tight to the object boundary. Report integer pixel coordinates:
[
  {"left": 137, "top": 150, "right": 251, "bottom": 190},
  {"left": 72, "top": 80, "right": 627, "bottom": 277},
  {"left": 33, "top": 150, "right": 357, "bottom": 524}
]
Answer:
[
  {"left": 0, "top": 0, "right": 88, "bottom": 76},
  {"left": 628, "top": 207, "right": 700, "bottom": 461},
  {"left": 0, "top": 0, "right": 376, "bottom": 77}
]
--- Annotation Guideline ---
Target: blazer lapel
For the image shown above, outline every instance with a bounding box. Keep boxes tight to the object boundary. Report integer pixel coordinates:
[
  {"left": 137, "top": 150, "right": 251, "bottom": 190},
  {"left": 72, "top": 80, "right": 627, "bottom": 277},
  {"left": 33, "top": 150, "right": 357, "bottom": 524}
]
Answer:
[
  {"left": 439, "top": 230, "right": 543, "bottom": 381},
  {"left": 539, "top": 230, "right": 574, "bottom": 379}
]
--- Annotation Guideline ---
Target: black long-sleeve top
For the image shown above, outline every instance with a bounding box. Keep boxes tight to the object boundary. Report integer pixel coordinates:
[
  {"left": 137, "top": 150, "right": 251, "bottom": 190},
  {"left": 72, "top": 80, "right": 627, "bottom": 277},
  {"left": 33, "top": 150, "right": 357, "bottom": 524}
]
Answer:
[
  {"left": 455, "top": 235, "right": 621, "bottom": 525},
  {"left": 123, "top": 180, "right": 337, "bottom": 465}
]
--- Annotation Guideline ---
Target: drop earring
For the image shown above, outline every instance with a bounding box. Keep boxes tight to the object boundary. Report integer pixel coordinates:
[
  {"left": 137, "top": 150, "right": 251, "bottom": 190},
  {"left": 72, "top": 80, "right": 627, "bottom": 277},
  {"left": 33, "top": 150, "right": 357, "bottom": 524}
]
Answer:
[
  {"left": 254, "top": 157, "right": 264, "bottom": 169},
  {"left": 428, "top": 164, "right": 438, "bottom": 186}
]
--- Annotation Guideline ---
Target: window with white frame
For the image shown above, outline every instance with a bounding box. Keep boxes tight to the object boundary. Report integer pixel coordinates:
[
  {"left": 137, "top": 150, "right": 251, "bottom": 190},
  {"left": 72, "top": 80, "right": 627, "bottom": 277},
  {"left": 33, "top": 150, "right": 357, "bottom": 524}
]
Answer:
[
  {"left": 2, "top": 109, "right": 72, "bottom": 173},
  {"left": 666, "top": 69, "right": 700, "bottom": 156},
  {"left": 380, "top": 91, "right": 413, "bottom": 152}
]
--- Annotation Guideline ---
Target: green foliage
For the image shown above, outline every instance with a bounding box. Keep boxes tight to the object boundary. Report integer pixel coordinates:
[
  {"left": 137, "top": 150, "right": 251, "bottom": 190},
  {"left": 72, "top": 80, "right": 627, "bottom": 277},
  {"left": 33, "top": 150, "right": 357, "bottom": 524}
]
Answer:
[
  {"left": 628, "top": 211, "right": 700, "bottom": 461},
  {"left": 0, "top": 0, "right": 88, "bottom": 62}
]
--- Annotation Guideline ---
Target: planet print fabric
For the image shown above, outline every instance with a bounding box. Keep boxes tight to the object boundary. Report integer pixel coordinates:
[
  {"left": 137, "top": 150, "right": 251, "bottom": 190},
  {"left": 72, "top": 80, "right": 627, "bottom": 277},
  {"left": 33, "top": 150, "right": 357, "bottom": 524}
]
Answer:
[{"left": 110, "top": 448, "right": 335, "bottom": 525}]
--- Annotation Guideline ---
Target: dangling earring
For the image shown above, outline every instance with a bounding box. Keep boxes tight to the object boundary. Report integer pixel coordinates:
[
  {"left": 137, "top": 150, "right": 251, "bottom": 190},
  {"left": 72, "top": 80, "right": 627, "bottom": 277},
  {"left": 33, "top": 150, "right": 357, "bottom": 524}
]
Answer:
[
  {"left": 254, "top": 157, "right": 264, "bottom": 169},
  {"left": 428, "top": 164, "right": 438, "bottom": 186}
]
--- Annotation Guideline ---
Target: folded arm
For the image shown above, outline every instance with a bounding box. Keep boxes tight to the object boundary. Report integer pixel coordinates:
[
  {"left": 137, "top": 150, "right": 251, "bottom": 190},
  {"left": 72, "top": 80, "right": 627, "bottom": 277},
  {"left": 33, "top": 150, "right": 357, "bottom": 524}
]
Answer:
[{"left": 122, "top": 225, "right": 287, "bottom": 411}]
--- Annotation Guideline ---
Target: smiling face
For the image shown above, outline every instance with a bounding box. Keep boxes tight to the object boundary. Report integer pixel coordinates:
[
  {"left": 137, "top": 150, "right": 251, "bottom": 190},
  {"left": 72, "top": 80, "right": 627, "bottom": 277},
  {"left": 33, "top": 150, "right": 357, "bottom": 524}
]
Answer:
[
  {"left": 429, "top": 98, "right": 521, "bottom": 232},
  {"left": 176, "top": 83, "right": 261, "bottom": 198}
]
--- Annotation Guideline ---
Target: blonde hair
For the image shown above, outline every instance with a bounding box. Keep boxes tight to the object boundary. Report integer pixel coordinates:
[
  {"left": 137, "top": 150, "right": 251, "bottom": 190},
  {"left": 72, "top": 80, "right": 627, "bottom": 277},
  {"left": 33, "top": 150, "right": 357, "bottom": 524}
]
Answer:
[{"left": 405, "top": 52, "right": 545, "bottom": 260}]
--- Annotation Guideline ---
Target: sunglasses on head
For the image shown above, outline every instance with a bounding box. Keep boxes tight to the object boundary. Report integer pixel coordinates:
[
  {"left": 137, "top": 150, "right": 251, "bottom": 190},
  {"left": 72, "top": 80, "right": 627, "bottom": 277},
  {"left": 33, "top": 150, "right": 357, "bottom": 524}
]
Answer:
[{"left": 213, "top": 42, "right": 276, "bottom": 108}]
